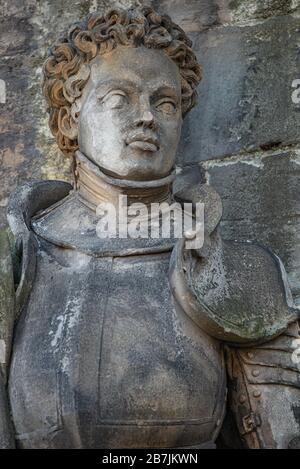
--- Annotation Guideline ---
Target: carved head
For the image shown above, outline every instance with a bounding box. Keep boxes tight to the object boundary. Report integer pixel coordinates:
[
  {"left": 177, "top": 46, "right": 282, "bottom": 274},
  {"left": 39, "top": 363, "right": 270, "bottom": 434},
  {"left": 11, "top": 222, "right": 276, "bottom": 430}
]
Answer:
[{"left": 43, "top": 7, "right": 201, "bottom": 180}]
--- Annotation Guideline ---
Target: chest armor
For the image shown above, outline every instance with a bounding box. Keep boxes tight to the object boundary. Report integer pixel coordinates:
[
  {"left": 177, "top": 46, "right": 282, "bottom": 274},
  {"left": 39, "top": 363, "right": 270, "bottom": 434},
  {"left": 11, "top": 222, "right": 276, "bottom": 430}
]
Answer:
[{"left": 8, "top": 236, "right": 226, "bottom": 448}]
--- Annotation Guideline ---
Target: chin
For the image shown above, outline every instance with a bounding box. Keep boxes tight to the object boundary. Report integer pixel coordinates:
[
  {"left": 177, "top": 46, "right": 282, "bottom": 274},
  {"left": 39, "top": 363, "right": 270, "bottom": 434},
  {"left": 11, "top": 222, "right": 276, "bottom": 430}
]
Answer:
[
  {"left": 125, "top": 165, "right": 169, "bottom": 181},
  {"left": 125, "top": 157, "right": 172, "bottom": 181}
]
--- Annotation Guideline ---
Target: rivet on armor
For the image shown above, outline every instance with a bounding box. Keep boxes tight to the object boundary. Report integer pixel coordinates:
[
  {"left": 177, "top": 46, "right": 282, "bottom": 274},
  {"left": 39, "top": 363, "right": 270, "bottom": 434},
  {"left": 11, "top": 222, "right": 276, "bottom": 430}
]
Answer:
[
  {"left": 253, "top": 390, "right": 261, "bottom": 398},
  {"left": 239, "top": 394, "right": 247, "bottom": 404},
  {"left": 252, "top": 369, "right": 260, "bottom": 377}
]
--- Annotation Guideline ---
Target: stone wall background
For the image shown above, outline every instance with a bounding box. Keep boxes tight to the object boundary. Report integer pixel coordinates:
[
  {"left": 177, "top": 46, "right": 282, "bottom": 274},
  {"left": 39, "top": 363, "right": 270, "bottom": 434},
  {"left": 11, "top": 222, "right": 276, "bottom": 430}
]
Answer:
[{"left": 0, "top": 0, "right": 299, "bottom": 305}]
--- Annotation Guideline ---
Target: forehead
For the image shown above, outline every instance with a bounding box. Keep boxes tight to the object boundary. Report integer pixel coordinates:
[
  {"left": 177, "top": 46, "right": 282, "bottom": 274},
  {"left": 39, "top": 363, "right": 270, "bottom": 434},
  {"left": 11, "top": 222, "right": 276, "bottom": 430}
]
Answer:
[{"left": 89, "top": 45, "right": 181, "bottom": 95}]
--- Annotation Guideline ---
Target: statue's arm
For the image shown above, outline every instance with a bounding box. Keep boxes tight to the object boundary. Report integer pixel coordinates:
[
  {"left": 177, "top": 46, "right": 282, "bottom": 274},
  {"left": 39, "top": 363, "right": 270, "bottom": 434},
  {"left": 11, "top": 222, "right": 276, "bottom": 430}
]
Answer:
[
  {"left": 0, "top": 180, "right": 71, "bottom": 448},
  {"left": 0, "top": 228, "right": 18, "bottom": 448},
  {"left": 171, "top": 183, "right": 300, "bottom": 447},
  {"left": 169, "top": 221, "right": 298, "bottom": 346}
]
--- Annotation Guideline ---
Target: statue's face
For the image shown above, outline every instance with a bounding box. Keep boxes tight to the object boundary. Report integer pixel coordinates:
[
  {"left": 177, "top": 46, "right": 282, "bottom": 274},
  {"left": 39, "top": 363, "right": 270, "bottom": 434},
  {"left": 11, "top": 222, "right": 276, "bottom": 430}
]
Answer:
[{"left": 78, "top": 45, "right": 182, "bottom": 181}]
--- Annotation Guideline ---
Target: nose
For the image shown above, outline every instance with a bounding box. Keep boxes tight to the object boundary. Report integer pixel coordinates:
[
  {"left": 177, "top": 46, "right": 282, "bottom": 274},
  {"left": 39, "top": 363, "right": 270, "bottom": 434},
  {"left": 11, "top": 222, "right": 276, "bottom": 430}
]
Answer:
[
  {"left": 142, "top": 110, "right": 154, "bottom": 124},
  {"left": 134, "top": 95, "right": 156, "bottom": 130}
]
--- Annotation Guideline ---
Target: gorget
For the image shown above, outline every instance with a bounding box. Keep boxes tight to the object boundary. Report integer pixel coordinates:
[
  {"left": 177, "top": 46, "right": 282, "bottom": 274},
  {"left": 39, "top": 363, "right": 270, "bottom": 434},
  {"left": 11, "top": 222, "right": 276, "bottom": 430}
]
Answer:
[{"left": 31, "top": 152, "right": 184, "bottom": 257}]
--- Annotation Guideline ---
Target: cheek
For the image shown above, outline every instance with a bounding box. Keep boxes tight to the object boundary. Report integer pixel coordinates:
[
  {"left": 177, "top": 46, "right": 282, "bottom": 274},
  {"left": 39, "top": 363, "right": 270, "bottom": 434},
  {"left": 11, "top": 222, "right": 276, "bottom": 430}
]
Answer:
[
  {"left": 160, "top": 118, "right": 182, "bottom": 148},
  {"left": 80, "top": 105, "right": 125, "bottom": 146}
]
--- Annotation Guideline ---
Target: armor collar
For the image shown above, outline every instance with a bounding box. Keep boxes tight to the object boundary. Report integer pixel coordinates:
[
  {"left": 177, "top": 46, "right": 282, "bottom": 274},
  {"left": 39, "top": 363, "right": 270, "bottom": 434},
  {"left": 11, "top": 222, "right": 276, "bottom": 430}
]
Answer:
[{"left": 74, "top": 150, "right": 175, "bottom": 211}]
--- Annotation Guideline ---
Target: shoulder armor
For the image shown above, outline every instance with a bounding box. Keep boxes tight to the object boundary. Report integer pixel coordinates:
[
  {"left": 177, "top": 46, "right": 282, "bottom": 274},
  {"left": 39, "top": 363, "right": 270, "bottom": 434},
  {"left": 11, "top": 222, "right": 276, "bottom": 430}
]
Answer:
[
  {"left": 6, "top": 180, "right": 72, "bottom": 320},
  {"left": 7, "top": 180, "right": 72, "bottom": 240},
  {"left": 169, "top": 235, "right": 299, "bottom": 345}
]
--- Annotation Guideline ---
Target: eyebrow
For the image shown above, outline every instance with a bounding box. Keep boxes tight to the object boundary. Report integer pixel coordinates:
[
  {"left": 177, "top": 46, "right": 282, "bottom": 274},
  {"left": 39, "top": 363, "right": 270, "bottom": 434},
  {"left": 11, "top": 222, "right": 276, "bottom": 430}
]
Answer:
[
  {"left": 96, "top": 79, "right": 135, "bottom": 94},
  {"left": 151, "top": 86, "right": 179, "bottom": 101},
  {"left": 95, "top": 79, "right": 179, "bottom": 100}
]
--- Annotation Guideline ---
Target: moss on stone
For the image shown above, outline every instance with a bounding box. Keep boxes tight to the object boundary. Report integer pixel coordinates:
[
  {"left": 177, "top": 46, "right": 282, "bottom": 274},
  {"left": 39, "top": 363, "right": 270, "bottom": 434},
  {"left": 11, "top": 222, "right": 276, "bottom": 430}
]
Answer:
[{"left": 0, "top": 229, "right": 15, "bottom": 348}]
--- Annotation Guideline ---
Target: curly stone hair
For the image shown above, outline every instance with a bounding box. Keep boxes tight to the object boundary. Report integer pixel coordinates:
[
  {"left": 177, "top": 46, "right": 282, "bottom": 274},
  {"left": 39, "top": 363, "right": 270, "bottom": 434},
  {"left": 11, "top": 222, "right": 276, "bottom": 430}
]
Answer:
[{"left": 42, "top": 6, "right": 202, "bottom": 158}]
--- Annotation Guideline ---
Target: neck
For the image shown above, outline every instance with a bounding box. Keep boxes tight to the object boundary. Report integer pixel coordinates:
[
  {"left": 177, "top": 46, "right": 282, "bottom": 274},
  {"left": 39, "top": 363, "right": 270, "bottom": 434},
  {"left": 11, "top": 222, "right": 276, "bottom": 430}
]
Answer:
[{"left": 74, "top": 151, "right": 174, "bottom": 211}]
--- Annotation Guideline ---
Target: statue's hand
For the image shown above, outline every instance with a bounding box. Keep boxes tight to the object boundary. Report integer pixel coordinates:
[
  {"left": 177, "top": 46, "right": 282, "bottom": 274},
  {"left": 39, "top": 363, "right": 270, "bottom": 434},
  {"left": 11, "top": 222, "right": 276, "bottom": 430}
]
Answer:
[
  {"left": 183, "top": 226, "right": 211, "bottom": 258},
  {"left": 175, "top": 183, "right": 222, "bottom": 258}
]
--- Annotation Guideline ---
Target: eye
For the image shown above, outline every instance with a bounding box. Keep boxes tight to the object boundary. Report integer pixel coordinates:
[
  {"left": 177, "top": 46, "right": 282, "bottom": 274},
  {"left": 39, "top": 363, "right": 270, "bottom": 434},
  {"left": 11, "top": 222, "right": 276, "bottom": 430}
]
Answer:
[
  {"left": 156, "top": 100, "right": 177, "bottom": 115},
  {"left": 101, "top": 91, "right": 128, "bottom": 109}
]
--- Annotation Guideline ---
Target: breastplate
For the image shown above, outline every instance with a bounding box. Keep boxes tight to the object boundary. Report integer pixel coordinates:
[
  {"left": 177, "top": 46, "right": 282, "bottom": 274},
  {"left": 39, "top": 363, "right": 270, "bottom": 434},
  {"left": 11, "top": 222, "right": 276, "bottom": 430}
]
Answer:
[{"left": 8, "top": 237, "right": 226, "bottom": 448}]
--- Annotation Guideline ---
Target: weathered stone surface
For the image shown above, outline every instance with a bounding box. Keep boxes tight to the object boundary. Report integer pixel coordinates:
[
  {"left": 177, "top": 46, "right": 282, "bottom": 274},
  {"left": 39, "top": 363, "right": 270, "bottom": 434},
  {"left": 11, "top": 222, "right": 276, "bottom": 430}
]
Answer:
[
  {"left": 0, "top": 0, "right": 76, "bottom": 228},
  {"left": 228, "top": 0, "right": 300, "bottom": 23},
  {"left": 152, "top": 0, "right": 228, "bottom": 34},
  {"left": 178, "top": 15, "right": 300, "bottom": 165},
  {"left": 151, "top": 0, "right": 300, "bottom": 30},
  {"left": 203, "top": 148, "right": 300, "bottom": 304}
]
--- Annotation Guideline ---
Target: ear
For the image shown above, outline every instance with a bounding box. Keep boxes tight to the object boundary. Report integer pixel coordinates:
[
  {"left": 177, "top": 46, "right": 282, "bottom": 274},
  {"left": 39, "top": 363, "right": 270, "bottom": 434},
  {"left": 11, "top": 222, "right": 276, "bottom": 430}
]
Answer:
[{"left": 58, "top": 105, "right": 78, "bottom": 140}]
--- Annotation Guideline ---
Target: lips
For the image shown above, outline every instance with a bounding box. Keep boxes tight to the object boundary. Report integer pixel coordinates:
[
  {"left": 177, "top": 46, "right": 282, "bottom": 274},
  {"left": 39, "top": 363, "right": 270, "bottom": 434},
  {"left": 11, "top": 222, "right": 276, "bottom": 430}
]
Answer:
[{"left": 125, "top": 133, "right": 159, "bottom": 152}]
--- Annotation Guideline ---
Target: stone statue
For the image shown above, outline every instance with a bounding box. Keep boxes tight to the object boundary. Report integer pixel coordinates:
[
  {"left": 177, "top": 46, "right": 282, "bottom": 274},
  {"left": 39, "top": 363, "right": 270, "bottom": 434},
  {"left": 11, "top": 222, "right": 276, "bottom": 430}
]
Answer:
[{"left": 0, "top": 7, "right": 299, "bottom": 449}]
